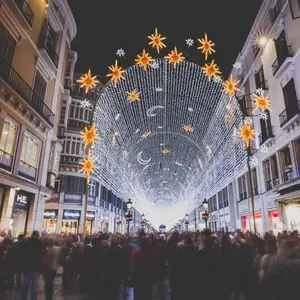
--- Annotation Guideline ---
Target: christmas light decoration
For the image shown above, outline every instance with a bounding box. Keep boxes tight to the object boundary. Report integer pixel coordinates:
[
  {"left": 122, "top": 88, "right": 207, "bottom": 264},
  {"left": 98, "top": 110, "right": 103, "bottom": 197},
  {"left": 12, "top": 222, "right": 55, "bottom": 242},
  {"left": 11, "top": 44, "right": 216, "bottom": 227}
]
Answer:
[
  {"left": 255, "top": 88, "right": 264, "bottom": 96},
  {"left": 148, "top": 28, "right": 166, "bottom": 53},
  {"left": 116, "top": 48, "right": 125, "bottom": 57},
  {"left": 202, "top": 60, "right": 221, "bottom": 81},
  {"left": 183, "top": 125, "right": 193, "bottom": 132},
  {"left": 233, "top": 62, "right": 242, "bottom": 69},
  {"left": 198, "top": 33, "right": 215, "bottom": 60},
  {"left": 223, "top": 75, "right": 240, "bottom": 100},
  {"left": 135, "top": 50, "right": 155, "bottom": 71},
  {"left": 254, "top": 94, "right": 271, "bottom": 111},
  {"left": 213, "top": 75, "right": 223, "bottom": 84},
  {"left": 161, "top": 147, "right": 170, "bottom": 154},
  {"left": 259, "top": 111, "right": 268, "bottom": 120},
  {"left": 151, "top": 61, "right": 160, "bottom": 69},
  {"left": 260, "top": 144, "right": 269, "bottom": 154},
  {"left": 127, "top": 90, "right": 141, "bottom": 103},
  {"left": 186, "top": 38, "right": 194, "bottom": 47},
  {"left": 245, "top": 116, "right": 253, "bottom": 126},
  {"left": 165, "top": 47, "right": 185, "bottom": 68},
  {"left": 81, "top": 123, "right": 100, "bottom": 148},
  {"left": 79, "top": 150, "right": 96, "bottom": 183},
  {"left": 80, "top": 99, "right": 91, "bottom": 108},
  {"left": 250, "top": 156, "right": 259, "bottom": 168},
  {"left": 239, "top": 121, "right": 255, "bottom": 148},
  {"left": 107, "top": 60, "right": 125, "bottom": 86},
  {"left": 142, "top": 130, "right": 151, "bottom": 138},
  {"left": 77, "top": 69, "right": 99, "bottom": 94}
]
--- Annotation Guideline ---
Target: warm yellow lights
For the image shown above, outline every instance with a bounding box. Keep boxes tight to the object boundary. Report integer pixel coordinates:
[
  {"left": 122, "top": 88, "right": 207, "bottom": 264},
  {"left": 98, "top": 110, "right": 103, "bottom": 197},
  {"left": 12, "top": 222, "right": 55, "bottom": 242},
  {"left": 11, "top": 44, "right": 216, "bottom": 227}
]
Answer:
[
  {"left": 79, "top": 150, "right": 96, "bottom": 183},
  {"left": 77, "top": 69, "right": 99, "bottom": 94},
  {"left": 253, "top": 94, "right": 271, "bottom": 111},
  {"left": 258, "top": 36, "right": 267, "bottom": 47},
  {"left": 135, "top": 50, "right": 154, "bottom": 71},
  {"left": 148, "top": 28, "right": 167, "bottom": 53},
  {"left": 239, "top": 121, "right": 255, "bottom": 148},
  {"left": 165, "top": 47, "right": 185, "bottom": 68},
  {"left": 142, "top": 130, "right": 151, "bottom": 137},
  {"left": 202, "top": 60, "right": 221, "bottom": 81},
  {"left": 223, "top": 75, "right": 240, "bottom": 100},
  {"left": 80, "top": 123, "right": 100, "bottom": 148},
  {"left": 198, "top": 33, "right": 215, "bottom": 60},
  {"left": 183, "top": 125, "right": 193, "bottom": 132},
  {"left": 127, "top": 90, "right": 141, "bottom": 103},
  {"left": 107, "top": 60, "right": 125, "bottom": 86},
  {"left": 161, "top": 147, "right": 170, "bottom": 154}
]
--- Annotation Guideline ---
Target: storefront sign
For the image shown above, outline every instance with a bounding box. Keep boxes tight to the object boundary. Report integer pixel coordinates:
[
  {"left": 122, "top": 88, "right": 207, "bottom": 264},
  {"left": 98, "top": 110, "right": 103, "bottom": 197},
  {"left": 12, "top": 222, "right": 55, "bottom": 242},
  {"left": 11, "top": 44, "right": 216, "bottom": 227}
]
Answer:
[
  {"left": 43, "top": 210, "right": 58, "bottom": 219},
  {"left": 14, "top": 192, "right": 29, "bottom": 210},
  {"left": 86, "top": 211, "right": 95, "bottom": 221},
  {"left": 63, "top": 210, "right": 81, "bottom": 220}
]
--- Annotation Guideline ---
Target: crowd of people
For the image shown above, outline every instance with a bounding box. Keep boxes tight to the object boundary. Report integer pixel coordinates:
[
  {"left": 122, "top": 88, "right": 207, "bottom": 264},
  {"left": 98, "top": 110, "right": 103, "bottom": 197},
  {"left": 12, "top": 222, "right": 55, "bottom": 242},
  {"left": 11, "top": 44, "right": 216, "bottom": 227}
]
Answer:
[{"left": 0, "top": 229, "right": 300, "bottom": 300}]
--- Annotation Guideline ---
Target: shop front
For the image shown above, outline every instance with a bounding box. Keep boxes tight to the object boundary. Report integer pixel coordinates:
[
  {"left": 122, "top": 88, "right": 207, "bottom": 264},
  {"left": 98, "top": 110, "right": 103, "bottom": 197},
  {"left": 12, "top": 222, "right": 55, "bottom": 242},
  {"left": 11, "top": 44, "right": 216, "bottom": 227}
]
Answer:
[
  {"left": 11, "top": 190, "right": 32, "bottom": 238},
  {"left": 85, "top": 211, "right": 95, "bottom": 235},
  {"left": 268, "top": 209, "right": 282, "bottom": 235},
  {"left": 42, "top": 210, "right": 58, "bottom": 233},
  {"left": 241, "top": 212, "right": 263, "bottom": 234},
  {"left": 61, "top": 210, "right": 81, "bottom": 234},
  {"left": 284, "top": 201, "right": 300, "bottom": 231}
]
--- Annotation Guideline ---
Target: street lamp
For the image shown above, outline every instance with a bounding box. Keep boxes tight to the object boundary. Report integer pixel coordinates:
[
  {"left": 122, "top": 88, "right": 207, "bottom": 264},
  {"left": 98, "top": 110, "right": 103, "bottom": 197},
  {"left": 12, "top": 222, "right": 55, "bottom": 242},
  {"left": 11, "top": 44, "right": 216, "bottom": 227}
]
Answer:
[
  {"left": 203, "top": 198, "right": 209, "bottom": 210},
  {"left": 185, "top": 214, "right": 189, "bottom": 231},
  {"left": 141, "top": 213, "right": 145, "bottom": 220},
  {"left": 125, "top": 199, "right": 133, "bottom": 235},
  {"left": 202, "top": 198, "right": 209, "bottom": 229},
  {"left": 127, "top": 198, "right": 133, "bottom": 210}
]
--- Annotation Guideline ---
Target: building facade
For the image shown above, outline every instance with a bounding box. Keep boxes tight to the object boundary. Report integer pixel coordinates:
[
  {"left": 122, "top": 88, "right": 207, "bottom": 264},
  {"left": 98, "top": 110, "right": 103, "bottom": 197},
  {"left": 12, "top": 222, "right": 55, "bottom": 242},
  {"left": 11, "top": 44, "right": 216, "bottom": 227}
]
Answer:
[
  {"left": 190, "top": 0, "right": 300, "bottom": 234},
  {"left": 0, "top": 0, "right": 77, "bottom": 237}
]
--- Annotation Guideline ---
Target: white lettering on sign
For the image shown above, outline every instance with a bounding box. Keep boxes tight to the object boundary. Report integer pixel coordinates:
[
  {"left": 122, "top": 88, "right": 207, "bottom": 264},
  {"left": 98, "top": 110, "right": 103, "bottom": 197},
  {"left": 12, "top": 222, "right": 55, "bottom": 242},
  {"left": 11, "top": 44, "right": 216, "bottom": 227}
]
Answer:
[
  {"left": 64, "top": 211, "right": 80, "bottom": 218},
  {"left": 17, "top": 194, "right": 27, "bottom": 204},
  {"left": 43, "top": 211, "right": 56, "bottom": 218},
  {"left": 86, "top": 213, "right": 95, "bottom": 219}
]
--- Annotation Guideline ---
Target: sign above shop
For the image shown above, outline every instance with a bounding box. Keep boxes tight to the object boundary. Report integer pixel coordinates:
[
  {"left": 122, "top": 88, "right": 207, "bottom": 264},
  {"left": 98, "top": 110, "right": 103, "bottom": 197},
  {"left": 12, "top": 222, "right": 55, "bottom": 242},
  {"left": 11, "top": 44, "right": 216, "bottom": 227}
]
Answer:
[
  {"left": 43, "top": 210, "right": 58, "bottom": 219},
  {"left": 86, "top": 211, "right": 95, "bottom": 221},
  {"left": 14, "top": 192, "right": 29, "bottom": 210},
  {"left": 63, "top": 210, "right": 81, "bottom": 220}
]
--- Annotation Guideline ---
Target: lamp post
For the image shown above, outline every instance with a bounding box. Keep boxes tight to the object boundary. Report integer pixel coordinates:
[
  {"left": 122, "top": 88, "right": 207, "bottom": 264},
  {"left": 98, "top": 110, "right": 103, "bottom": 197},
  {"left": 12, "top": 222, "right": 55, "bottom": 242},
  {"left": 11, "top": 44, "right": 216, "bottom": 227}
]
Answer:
[
  {"left": 125, "top": 199, "right": 133, "bottom": 235},
  {"left": 185, "top": 214, "right": 189, "bottom": 231},
  {"left": 202, "top": 198, "right": 209, "bottom": 229}
]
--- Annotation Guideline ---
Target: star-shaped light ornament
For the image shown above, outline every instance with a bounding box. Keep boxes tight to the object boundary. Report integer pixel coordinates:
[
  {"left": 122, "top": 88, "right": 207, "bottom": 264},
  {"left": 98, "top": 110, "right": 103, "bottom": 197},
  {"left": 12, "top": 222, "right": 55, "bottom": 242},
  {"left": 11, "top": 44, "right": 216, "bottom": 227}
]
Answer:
[
  {"left": 116, "top": 48, "right": 125, "bottom": 57},
  {"left": 259, "top": 111, "right": 268, "bottom": 120},
  {"left": 77, "top": 69, "right": 99, "bottom": 94},
  {"left": 183, "top": 125, "right": 193, "bottom": 132},
  {"left": 107, "top": 60, "right": 125, "bottom": 86},
  {"left": 163, "top": 168, "right": 170, "bottom": 172},
  {"left": 135, "top": 50, "right": 155, "bottom": 71},
  {"left": 81, "top": 123, "right": 100, "bottom": 148},
  {"left": 165, "top": 47, "right": 185, "bottom": 68},
  {"left": 239, "top": 121, "right": 255, "bottom": 148},
  {"left": 250, "top": 156, "right": 259, "bottom": 168},
  {"left": 79, "top": 150, "right": 96, "bottom": 183},
  {"left": 198, "top": 33, "right": 216, "bottom": 60},
  {"left": 202, "top": 60, "right": 221, "bottom": 81},
  {"left": 223, "top": 75, "right": 240, "bottom": 100},
  {"left": 127, "top": 90, "right": 141, "bottom": 103},
  {"left": 161, "top": 147, "right": 170, "bottom": 154},
  {"left": 245, "top": 116, "right": 253, "bottom": 126},
  {"left": 142, "top": 130, "right": 151, "bottom": 138},
  {"left": 156, "top": 87, "right": 163, "bottom": 92},
  {"left": 233, "top": 62, "right": 242, "bottom": 70},
  {"left": 80, "top": 99, "right": 91, "bottom": 108},
  {"left": 151, "top": 61, "right": 160, "bottom": 69},
  {"left": 213, "top": 75, "right": 223, "bottom": 84},
  {"left": 186, "top": 38, "right": 194, "bottom": 47},
  {"left": 148, "top": 28, "right": 167, "bottom": 53},
  {"left": 254, "top": 94, "right": 271, "bottom": 111},
  {"left": 260, "top": 144, "right": 269, "bottom": 154},
  {"left": 255, "top": 88, "right": 264, "bottom": 96}
]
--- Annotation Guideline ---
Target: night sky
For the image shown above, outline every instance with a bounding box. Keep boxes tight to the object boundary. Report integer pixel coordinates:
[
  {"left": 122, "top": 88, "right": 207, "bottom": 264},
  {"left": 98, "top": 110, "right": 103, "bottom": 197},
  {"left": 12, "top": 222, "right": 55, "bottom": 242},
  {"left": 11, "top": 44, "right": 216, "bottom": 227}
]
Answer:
[{"left": 67, "top": 0, "right": 263, "bottom": 83}]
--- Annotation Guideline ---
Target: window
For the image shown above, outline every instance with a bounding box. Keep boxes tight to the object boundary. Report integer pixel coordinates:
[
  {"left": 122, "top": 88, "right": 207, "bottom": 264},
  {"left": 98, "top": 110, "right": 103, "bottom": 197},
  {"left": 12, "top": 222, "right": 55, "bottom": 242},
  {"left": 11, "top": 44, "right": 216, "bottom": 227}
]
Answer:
[
  {"left": 88, "top": 180, "right": 97, "bottom": 197},
  {"left": 273, "top": 31, "right": 291, "bottom": 74},
  {"left": 281, "top": 79, "right": 299, "bottom": 125},
  {"left": 279, "top": 146, "right": 293, "bottom": 182},
  {"left": 0, "top": 119, "right": 17, "bottom": 171},
  {"left": 33, "top": 71, "right": 47, "bottom": 115},
  {"left": 270, "top": 0, "right": 282, "bottom": 22},
  {"left": 238, "top": 175, "right": 247, "bottom": 201},
  {"left": 63, "top": 135, "right": 84, "bottom": 156},
  {"left": 255, "top": 66, "right": 267, "bottom": 90},
  {"left": 0, "top": 23, "right": 16, "bottom": 63},
  {"left": 263, "top": 160, "right": 272, "bottom": 191},
  {"left": 210, "top": 195, "right": 218, "bottom": 212},
  {"left": 250, "top": 168, "right": 259, "bottom": 196},
  {"left": 294, "top": 138, "right": 300, "bottom": 177},
  {"left": 219, "top": 187, "right": 228, "bottom": 209},
  {"left": 19, "top": 132, "right": 41, "bottom": 181},
  {"left": 69, "top": 100, "right": 93, "bottom": 123},
  {"left": 61, "top": 175, "right": 85, "bottom": 194},
  {"left": 270, "top": 155, "right": 279, "bottom": 186}
]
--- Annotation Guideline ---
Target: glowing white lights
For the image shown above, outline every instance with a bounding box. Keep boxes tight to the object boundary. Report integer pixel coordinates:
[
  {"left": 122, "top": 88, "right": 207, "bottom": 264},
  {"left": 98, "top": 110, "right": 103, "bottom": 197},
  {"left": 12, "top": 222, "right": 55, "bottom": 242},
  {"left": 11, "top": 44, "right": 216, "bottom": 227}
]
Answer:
[{"left": 186, "top": 38, "right": 194, "bottom": 47}]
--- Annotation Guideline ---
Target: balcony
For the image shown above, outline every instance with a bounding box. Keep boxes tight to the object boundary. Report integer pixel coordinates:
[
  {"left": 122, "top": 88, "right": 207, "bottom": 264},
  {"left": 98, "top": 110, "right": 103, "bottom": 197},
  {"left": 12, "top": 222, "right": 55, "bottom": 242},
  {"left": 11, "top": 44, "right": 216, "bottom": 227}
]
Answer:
[
  {"left": 18, "top": 160, "right": 37, "bottom": 182},
  {"left": 259, "top": 126, "right": 275, "bottom": 146},
  {"left": 279, "top": 100, "right": 300, "bottom": 128},
  {"left": 273, "top": 176, "right": 280, "bottom": 187},
  {"left": 39, "top": 38, "right": 59, "bottom": 68},
  {"left": 272, "top": 46, "right": 292, "bottom": 76},
  {"left": 283, "top": 169, "right": 294, "bottom": 183},
  {"left": 60, "top": 155, "right": 82, "bottom": 165},
  {"left": 0, "top": 57, "right": 55, "bottom": 126},
  {"left": 0, "top": 149, "right": 13, "bottom": 171}
]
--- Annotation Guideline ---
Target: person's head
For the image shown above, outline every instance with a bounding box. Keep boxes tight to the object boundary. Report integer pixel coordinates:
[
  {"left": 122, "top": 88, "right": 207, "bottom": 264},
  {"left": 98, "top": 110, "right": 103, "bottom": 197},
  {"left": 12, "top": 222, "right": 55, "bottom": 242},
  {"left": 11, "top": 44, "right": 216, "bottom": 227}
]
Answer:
[
  {"left": 84, "top": 237, "right": 91, "bottom": 246},
  {"left": 140, "top": 237, "right": 151, "bottom": 250},
  {"left": 99, "top": 240, "right": 111, "bottom": 251},
  {"left": 256, "top": 238, "right": 265, "bottom": 255},
  {"left": 32, "top": 231, "right": 40, "bottom": 239},
  {"left": 265, "top": 239, "right": 277, "bottom": 255},
  {"left": 18, "top": 234, "right": 25, "bottom": 242}
]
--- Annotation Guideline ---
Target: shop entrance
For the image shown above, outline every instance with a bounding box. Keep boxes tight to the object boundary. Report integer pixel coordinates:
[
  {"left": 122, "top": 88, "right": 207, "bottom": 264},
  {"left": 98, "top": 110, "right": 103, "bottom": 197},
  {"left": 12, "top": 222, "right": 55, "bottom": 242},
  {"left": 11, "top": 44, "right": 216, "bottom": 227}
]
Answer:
[
  {"left": 61, "top": 210, "right": 80, "bottom": 234},
  {"left": 85, "top": 211, "right": 95, "bottom": 235},
  {"left": 42, "top": 210, "right": 58, "bottom": 233}
]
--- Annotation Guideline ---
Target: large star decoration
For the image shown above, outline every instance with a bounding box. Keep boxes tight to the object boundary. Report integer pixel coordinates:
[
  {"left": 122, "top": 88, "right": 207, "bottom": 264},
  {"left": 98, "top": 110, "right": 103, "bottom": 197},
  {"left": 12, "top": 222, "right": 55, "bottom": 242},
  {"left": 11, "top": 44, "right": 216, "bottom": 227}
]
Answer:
[
  {"left": 223, "top": 75, "right": 240, "bottom": 100},
  {"left": 135, "top": 50, "right": 154, "bottom": 71},
  {"left": 148, "top": 28, "right": 167, "bottom": 53},
  {"left": 183, "top": 125, "right": 193, "bottom": 132},
  {"left": 165, "top": 47, "right": 185, "bottom": 68},
  {"left": 79, "top": 151, "right": 96, "bottom": 183},
  {"left": 198, "top": 33, "right": 216, "bottom": 60},
  {"left": 253, "top": 94, "right": 271, "bottom": 111},
  {"left": 107, "top": 60, "right": 125, "bottom": 86},
  {"left": 81, "top": 123, "right": 100, "bottom": 148},
  {"left": 77, "top": 69, "right": 99, "bottom": 94},
  {"left": 239, "top": 121, "right": 255, "bottom": 148},
  {"left": 127, "top": 90, "right": 141, "bottom": 103},
  {"left": 202, "top": 60, "right": 221, "bottom": 81},
  {"left": 161, "top": 147, "right": 170, "bottom": 154}
]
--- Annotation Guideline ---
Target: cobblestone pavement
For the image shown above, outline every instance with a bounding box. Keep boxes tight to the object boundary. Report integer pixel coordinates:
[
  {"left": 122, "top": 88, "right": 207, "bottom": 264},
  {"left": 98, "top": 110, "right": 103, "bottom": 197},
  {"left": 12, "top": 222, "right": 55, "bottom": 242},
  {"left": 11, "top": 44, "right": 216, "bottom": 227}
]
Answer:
[{"left": 0, "top": 275, "right": 171, "bottom": 300}]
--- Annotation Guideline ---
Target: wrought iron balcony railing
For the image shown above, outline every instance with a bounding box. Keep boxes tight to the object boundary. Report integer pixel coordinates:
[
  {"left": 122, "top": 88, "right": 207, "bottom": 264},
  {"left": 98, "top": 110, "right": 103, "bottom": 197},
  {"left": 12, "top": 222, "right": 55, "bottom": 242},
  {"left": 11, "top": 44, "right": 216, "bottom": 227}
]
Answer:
[
  {"left": 272, "top": 46, "right": 292, "bottom": 75},
  {"left": 259, "top": 126, "right": 274, "bottom": 145},
  {"left": 279, "top": 100, "right": 300, "bottom": 127},
  {"left": 0, "top": 56, "right": 55, "bottom": 126},
  {"left": 14, "top": 0, "right": 34, "bottom": 27}
]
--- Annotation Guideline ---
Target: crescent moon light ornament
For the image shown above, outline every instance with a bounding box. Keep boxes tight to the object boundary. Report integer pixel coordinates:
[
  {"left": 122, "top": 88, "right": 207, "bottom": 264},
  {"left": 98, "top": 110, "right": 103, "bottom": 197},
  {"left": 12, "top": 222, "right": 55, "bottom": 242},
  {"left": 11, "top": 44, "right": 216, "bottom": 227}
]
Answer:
[
  {"left": 147, "top": 105, "right": 164, "bottom": 117},
  {"left": 137, "top": 151, "right": 151, "bottom": 165}
]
